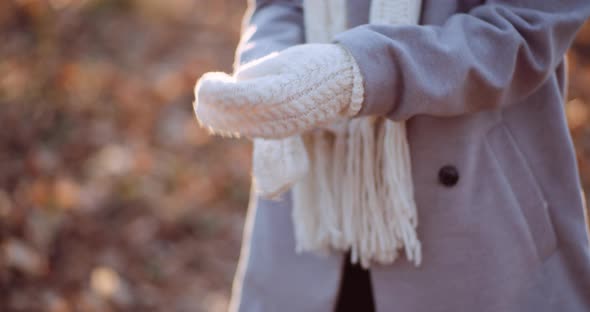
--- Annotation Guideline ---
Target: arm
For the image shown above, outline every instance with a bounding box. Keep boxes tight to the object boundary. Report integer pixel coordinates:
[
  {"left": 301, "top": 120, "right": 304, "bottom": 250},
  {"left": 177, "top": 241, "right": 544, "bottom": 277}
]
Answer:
[
  {"left": 196, "top": 0, "right": 362, "bottom": 139},
  {"left": 234, "top": 0, "right": 304, "bottom": 69},
  {"left": 334, "top": 0, "right": 590, "bottom": 120}
]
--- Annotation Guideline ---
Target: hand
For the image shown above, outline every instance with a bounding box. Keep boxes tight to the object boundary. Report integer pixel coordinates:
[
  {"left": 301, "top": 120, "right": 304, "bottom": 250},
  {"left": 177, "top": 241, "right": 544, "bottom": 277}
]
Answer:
[{"left": 194, "top": 43, "right": 364, "bottom": 139}]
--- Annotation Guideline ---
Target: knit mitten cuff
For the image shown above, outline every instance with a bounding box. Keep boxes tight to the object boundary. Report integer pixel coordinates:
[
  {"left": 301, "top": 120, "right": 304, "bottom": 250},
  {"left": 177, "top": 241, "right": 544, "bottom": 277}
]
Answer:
[{"left": 340, "top": 43, "right": 364, "bottom": 118}]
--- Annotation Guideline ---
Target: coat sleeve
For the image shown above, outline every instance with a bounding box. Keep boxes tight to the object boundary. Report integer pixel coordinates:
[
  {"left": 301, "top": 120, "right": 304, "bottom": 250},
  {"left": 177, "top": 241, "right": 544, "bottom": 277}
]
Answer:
[
  {"left": 333, "top": 0, "right": 590, "bottom": 120},
  {"left": 234, "top": 0, "right": 304, "bottom": 69}
]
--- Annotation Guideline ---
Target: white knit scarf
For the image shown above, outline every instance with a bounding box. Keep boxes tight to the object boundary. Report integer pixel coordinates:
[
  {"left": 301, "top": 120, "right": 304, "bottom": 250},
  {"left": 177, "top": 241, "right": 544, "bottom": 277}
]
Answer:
[{"left": 253, "top": 0, "right": 423, "bottom": 268}]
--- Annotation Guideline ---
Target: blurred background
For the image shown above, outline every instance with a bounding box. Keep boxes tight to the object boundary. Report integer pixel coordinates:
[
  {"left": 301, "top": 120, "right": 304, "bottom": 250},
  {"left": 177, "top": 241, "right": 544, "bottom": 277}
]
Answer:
[{"left": 0, "top": 1, "right": 588, "bottom": 311}]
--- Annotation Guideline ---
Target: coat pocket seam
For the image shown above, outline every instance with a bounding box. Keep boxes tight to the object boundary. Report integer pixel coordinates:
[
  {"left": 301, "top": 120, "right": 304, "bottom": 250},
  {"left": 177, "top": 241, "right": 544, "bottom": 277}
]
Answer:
[{"left": 484, "top": 121, "right": 558, "bottom": 262}]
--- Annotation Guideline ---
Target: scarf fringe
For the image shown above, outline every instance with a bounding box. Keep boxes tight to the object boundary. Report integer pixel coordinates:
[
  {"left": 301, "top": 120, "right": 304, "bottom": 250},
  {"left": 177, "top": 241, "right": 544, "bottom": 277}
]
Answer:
[
  {"left": 293, "top": 118, "right": 421, "bottom": 268},
  {"left": 290, "top": 0, "right": 422, "bottom": 268}
]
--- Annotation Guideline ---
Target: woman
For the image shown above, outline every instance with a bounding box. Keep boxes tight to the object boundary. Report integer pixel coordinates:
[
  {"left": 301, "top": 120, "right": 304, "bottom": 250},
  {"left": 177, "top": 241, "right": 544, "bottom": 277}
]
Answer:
[{"left": 195, "top": 0, "right": 590, "bottom": 311}]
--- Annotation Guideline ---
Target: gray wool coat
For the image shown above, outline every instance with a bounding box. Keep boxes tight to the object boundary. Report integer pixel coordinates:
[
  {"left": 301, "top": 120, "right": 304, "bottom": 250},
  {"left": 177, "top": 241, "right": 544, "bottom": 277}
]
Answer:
[{"left": 228, "top": 0, "right": 590, "bottom": 311}]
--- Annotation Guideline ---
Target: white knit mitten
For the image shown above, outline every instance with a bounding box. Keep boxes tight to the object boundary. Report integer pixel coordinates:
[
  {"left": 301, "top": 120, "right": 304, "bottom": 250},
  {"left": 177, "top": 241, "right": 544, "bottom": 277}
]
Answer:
[{"left": 194, "top": 43, "right": 364, "bottom": 139}]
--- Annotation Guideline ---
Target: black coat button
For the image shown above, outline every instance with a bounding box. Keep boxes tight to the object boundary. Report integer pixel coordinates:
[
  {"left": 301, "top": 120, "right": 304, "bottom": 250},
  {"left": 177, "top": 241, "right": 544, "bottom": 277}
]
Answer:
[{"left": 438, "top": 165, "right": 459, "bottom": 187}]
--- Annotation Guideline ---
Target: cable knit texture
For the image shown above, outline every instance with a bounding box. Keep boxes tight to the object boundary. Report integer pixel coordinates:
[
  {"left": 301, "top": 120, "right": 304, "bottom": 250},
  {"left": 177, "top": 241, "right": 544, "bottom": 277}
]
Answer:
[
  {"left": 195, "top": 43, "right": 364, "bottom": 139},
  {"left": 193, "top": 0, "right": 422, "bottom": 268}
]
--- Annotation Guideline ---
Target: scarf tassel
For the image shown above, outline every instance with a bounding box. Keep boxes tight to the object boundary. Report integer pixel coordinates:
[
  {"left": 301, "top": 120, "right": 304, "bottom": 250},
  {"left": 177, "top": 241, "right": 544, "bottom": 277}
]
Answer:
[{"left": 292, "top": 118, "right": 421, "bottom": 268}]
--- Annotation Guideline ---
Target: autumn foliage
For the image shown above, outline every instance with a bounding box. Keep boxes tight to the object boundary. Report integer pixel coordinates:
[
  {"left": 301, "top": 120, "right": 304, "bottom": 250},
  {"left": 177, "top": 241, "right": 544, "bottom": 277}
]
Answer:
[{"left": 0, "top": 1, "right": 588, "bottom": 311}]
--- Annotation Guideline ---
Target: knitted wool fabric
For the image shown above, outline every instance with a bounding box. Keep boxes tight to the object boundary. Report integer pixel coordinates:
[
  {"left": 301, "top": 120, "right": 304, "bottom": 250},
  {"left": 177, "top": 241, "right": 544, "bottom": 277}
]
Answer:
[
  {"left": 194, "top": 0, "right": 422, "bottom": 268},
  {"left": 292, "top": 0, "right": 422, "bottom": 268},
  {"left": 195, "top": 43, "right": 363, "bottom": 140}
]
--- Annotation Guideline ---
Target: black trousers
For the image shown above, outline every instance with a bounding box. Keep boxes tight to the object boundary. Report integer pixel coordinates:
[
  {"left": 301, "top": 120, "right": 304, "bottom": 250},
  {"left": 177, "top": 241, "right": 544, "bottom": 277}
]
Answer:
[{"left": 334, "top": 254, "right": 376, "bottom": 312}]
